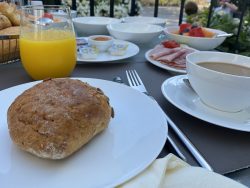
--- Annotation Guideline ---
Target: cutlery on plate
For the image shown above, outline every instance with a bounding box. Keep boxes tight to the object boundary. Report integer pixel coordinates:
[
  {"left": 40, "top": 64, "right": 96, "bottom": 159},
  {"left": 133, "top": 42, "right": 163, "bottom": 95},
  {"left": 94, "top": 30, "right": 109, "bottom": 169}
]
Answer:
[
  {"left": 113, "top": 76, "right": 186, "bottom": 161},
  {"left": 125, "top": 70, "right": 213, "bottom": 171}
]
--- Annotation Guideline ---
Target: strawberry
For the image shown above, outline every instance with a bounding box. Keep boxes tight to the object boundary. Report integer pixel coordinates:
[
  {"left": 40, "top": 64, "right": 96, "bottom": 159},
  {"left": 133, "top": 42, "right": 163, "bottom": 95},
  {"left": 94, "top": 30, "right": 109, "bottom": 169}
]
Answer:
[
  {"left": 179, "top": 23, "right": 192, "bottom": 34},
  {"left": 189, "top": 27, "right": 205, "bottom": 37},
  {"left": 162, "top": 40, "right": 180, "bottom": 48}
]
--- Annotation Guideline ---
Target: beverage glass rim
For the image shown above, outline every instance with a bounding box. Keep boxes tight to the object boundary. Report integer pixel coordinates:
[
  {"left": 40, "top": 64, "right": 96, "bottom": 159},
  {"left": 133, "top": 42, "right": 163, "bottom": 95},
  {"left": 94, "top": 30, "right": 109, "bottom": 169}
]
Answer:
[{"left": 21, "top": 5, "right": 69, "bottom": 11}]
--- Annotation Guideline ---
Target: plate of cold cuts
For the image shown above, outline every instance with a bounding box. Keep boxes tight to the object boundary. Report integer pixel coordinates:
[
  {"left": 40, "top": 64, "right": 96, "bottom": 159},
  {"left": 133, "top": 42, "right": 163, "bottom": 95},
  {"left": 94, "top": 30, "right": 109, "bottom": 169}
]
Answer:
[{"left": 145, "top": 40, "right": 197, "bottom": 74}]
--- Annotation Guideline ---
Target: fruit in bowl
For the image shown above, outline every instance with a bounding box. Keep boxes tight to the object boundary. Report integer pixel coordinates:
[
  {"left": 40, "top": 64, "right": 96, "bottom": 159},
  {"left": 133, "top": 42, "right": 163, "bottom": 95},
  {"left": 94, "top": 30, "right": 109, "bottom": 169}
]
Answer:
[
  {"left": 175, "top": 23, "right": 215, "bottom": 38},
  {"left": 164, "top": 24, "right": 229, "bottom": 50}
]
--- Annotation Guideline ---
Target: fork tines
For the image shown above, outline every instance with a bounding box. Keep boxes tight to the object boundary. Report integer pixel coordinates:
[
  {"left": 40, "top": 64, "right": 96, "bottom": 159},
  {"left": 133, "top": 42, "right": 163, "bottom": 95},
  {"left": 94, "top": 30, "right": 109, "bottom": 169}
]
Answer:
[{"left": 126, "top": 70, "right": 142, "bottom": 86}]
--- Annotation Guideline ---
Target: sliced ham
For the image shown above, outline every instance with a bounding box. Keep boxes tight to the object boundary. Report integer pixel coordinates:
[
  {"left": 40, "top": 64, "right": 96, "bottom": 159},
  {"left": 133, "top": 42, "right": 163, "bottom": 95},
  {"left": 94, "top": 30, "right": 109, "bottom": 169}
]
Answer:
[
  {"left": 172, "top": 59, "right": 186, "bottom": 66},
  {"left": 150, "top": 47, "right": 181, "bottom": 60},
  {"left": 148, "top": 44, "right": 164, "bottom": 55},
  {"left": 172, "top": 48, "right": 195, "bottom": 65},
  {"left": 161, "top": 61, "right": 186, "bottom": 69},
  {"left": 163, "top": 49, "right": 195, "bottom": 69},
  {"left": 156, "top": 48, "right": 187, "bottom": 63},
  {"left": 148, "top": 42, "right": 196, "bottom": 70},
  {"left": 160, "top": 55, "right": 186, "bottom": 69}
]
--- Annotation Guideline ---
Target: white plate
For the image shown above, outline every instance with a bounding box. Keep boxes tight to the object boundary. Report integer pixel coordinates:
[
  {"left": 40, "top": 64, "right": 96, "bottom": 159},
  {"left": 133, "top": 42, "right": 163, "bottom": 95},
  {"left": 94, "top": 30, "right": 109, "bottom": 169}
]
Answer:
[
  {"left": 161, "top": 75, "right": 250, "bottom": 132},
  {"left": 0, "top": 78, "right": 167, "bottom": 188},
  {"left": 77, "top": 39, "right": 139, "bottom": 63},
  {"left": 145, "top": 45, "right": 198, "bottom": 74}
]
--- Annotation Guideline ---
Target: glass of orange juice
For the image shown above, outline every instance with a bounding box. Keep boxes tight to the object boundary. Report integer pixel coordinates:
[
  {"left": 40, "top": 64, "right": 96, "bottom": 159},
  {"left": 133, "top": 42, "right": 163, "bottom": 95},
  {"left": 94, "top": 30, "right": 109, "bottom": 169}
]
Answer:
[{"left": 20, "top": 5, "right": 76, "bottom": 80}]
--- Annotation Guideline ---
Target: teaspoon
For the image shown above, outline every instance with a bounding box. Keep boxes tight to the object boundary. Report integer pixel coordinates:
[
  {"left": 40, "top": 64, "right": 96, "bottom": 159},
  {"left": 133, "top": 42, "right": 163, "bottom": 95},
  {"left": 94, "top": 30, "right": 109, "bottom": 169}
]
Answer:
[{"left": 214, "top": 33, "right": 233, "bottom": 38}]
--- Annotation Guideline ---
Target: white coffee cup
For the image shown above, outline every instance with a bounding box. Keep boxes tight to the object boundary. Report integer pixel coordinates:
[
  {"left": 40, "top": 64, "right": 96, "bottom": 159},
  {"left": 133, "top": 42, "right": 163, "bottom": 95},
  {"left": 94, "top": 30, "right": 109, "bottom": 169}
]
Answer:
[{"left": 186, "top": 51, "right": 250, "bottom": 113}]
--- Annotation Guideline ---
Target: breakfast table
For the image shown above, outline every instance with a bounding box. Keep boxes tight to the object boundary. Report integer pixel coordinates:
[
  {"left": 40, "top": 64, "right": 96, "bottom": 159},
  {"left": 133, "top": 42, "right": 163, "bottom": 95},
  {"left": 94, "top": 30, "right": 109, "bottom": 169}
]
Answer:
[{"left": 1, "top": 38, "right": 250, "bottom": 187}]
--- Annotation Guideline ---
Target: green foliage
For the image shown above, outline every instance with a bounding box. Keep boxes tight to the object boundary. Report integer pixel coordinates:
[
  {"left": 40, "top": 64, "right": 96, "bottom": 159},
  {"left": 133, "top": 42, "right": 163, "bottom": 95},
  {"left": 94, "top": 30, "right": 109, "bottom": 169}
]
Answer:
[
  {"left": 210, "top": 14, "right": 236, "bottom": 33},
  {"left": 155, "top": 0, "right": 207, "bottom": 7},
  {"left": 186, "top": 8, "right": 209, "bottom": 26},
  {"left": 62, "top": 0, "right": 141, "bottom": 18}
]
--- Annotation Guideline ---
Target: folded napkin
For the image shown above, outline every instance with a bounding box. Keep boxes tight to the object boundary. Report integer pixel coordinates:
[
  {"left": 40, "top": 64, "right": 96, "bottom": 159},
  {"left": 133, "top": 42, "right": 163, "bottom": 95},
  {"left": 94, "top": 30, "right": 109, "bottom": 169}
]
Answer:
[{"left": 118, "top": 154, "right": 247, "bottom": 188}]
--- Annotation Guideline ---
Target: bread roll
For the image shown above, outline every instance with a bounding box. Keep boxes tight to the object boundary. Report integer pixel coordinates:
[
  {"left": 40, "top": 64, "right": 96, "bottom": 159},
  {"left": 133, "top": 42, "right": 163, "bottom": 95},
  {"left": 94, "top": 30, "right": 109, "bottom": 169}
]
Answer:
[
  {"left": 0, "top": 25, "right": 20, "bottom": 35},
  {"left": 7, "top": 78, "right": 114, "bottom": 159},
  {"left": 0, "top": 26, "right": 20, "bottom": 59},
  {"left": 0, "top": 2, "right": 20, "bottom": 26},
  {"left": 0, "top": 14, "right": 12, "bottom": 30}
]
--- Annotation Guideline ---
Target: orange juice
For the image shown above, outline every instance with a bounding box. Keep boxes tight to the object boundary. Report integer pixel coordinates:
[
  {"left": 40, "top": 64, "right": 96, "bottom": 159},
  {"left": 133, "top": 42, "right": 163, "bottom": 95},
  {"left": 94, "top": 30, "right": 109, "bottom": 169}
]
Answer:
[{"left": 20, "top": 30, "right": 76, "bottom": 80}]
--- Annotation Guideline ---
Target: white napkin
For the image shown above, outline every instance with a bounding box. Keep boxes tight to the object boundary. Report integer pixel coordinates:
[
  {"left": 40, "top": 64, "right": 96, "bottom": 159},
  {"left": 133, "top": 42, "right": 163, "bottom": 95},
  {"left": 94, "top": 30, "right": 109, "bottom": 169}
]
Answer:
[{"left": 118, "top": 154, "right": 247, "bottom": 188}]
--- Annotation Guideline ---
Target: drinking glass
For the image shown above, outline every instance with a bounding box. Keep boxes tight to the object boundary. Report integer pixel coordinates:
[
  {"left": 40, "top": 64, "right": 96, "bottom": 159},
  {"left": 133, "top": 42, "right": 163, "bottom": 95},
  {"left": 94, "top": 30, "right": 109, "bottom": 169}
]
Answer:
[{"left": 20, "top": 5, "right": 76, "bottom": 80}]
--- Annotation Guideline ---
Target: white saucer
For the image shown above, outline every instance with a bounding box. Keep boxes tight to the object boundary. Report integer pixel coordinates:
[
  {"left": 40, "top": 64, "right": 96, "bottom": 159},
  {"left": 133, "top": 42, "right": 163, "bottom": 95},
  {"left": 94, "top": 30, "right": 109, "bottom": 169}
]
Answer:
[{"left": 161, "top": 75, "right": 250, "bottom": 132}]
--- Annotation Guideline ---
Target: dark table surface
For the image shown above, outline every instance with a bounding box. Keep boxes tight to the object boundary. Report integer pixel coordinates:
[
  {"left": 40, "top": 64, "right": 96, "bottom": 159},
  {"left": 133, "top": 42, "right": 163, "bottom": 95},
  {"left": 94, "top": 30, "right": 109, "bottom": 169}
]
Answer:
[{"left": 1, "top": 41, "right": 250, "bottom": 187}]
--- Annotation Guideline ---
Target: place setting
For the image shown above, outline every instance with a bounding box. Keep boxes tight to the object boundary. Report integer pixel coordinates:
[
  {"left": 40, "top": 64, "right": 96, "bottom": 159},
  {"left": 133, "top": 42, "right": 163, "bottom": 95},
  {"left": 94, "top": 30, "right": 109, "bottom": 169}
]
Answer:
[{"left": 0, "top": 76, "right": 168, "bottom": 188}]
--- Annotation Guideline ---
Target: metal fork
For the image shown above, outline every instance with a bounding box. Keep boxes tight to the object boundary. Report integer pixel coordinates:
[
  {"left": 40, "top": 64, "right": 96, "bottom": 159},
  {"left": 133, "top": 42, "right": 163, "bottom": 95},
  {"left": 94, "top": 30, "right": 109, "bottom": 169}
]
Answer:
[{"left": 126, "top": 70, "right": 213, "bottom": 171}]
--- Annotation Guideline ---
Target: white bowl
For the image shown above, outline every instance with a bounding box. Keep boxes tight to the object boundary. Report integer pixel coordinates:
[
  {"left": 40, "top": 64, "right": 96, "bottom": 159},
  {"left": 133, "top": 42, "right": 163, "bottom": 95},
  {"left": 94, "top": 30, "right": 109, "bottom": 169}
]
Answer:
[
  {"left": 73, "top": 17, "right": 121, "bottom": 36},
  {"left": 52, "top": 10, "right": 77, "bottom": 19},
  {"left": 186, "top": 51, "right": 250, "bottom": 112},
  {"left": 164, "top": 26, "right": 227, "bottom": 50},
  {"left": 88, "top": 35, "right": 114, "bottom": 52},
  {"left": 107, "top": 23, "right": 163, "bottom": 44},
  {"left": 122, "top": 16, "right": 166, "bottom": 27}
]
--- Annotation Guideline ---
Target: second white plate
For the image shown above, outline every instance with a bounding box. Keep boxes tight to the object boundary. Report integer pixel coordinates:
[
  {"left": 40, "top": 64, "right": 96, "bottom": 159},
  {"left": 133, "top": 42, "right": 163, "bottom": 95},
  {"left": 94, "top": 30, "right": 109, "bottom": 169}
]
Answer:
[
  {"left": 77, "top": 39, "right": 139, "bottom": 63},
  {"left": 161, "top": 75, "right": 250, "bottom": 132}
]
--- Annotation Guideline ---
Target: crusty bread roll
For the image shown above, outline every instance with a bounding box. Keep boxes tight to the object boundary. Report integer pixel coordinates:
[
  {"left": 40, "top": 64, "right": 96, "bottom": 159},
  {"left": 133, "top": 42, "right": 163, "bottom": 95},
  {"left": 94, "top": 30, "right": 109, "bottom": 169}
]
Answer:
[
  {"left": 0, "top": 14, "right": 12, "bottom": 30},
  {"left": 0, "top": 26, "right": 20, "bottom": 59},
  {"left": 0, "top": 2, "right": 20, "bottom": 26},
  {"left": 0, "top": 25, "right": 20, "bottom": 35},
  {"left": 7, "top": 78, "right": 114, "bottom": 159}
]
